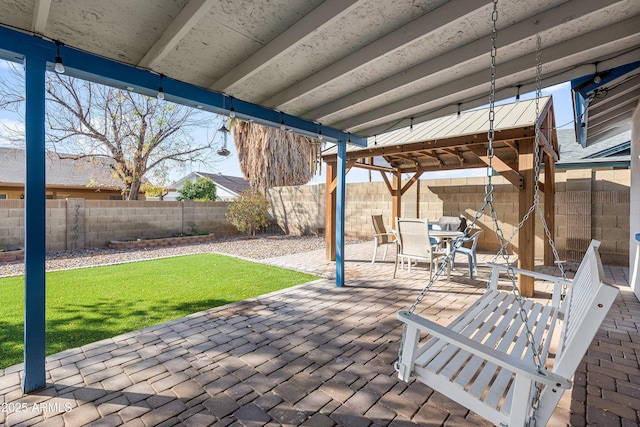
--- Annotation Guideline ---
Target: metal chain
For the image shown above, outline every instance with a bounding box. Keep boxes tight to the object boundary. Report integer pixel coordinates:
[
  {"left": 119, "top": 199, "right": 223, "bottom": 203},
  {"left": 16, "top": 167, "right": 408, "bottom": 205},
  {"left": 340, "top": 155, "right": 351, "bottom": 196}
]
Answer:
[{"left": 395, "top": 0, "right": 500, "bottom": 374}]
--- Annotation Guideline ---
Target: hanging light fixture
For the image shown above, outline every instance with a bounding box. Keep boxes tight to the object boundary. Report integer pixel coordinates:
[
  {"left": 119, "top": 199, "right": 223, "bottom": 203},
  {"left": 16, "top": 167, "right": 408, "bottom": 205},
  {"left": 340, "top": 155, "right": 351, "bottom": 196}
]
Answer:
[
  {"left": 457, "top": 103, "right": 461, "bottom": 119},
  {"left": 410, "top": 117, "right": 414, "bottom": 132},
  {"left": 317, "top": 123, "right": 323, "bottom": 141},
  {"left": 54, "top": 40, "right": 65, "bottom": 74},
  {"left": 515, "top": 85, "right": 521, "bottom": 102},
  {"left": 157, "top": 74, "right": 165, "bottom": 100},
  {"left": 280, "top": 111, "right": 286, "bottom": 131}
]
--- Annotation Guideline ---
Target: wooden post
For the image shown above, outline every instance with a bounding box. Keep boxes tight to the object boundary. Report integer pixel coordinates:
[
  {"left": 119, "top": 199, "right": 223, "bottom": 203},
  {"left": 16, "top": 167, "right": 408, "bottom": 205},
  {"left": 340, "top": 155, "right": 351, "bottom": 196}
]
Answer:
[
  {"left": 391, "top": 169, "right": 402, "bottom": 224},
  {"left": 519, "top": 142, "right": 535, "bottom": 297},
  {"left": 543, "top": 154, "right": 556, "bottom": 266},
  {"left": 325, "top": 161, "right": 337, "bottom": 261}
]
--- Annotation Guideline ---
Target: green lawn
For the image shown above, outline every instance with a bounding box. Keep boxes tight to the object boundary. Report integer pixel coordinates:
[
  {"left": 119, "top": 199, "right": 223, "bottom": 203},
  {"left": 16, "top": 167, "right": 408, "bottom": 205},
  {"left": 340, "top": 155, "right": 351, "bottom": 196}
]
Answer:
[{"left": 0, "top": 254, "right": 317, "bottom": 369}]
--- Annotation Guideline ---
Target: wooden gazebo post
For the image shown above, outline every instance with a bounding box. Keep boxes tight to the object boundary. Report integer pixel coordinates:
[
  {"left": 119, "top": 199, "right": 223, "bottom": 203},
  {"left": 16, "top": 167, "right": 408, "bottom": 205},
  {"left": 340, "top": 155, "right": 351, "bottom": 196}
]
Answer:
[{"left": 518, "top": 141, "right": 536, "bottom": 297}]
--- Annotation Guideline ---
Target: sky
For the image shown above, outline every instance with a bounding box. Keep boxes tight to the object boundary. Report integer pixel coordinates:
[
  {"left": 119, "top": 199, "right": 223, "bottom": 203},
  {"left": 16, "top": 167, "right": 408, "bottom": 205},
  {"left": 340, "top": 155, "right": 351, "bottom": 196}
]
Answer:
[{"left": 0, "top": 58, "right": 576, "bottom": 186}]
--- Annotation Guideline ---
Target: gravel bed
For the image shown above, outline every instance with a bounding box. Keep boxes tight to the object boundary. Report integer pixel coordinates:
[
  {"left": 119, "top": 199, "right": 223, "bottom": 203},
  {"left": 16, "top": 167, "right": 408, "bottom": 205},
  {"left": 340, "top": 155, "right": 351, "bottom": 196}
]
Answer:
[{"left": 0, "top": 235, "right": 357, "bottom": 278}]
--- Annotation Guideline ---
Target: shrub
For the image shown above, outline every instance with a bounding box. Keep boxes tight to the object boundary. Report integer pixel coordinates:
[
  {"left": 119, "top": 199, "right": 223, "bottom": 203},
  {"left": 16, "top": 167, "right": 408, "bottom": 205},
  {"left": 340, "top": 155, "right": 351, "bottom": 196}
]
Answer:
[
  {"left": 227, "top": 190, "right": 271, "bottom": 235},
  {"left": 177, "top": 177, "right": 217, "bottom": 201}
]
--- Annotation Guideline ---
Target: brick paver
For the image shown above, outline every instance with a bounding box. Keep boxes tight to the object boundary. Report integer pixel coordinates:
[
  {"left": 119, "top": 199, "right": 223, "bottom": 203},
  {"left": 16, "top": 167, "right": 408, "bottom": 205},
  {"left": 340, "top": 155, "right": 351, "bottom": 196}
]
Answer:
[{"left": 0, "top": 241, "right": 637, "bottom": 426}]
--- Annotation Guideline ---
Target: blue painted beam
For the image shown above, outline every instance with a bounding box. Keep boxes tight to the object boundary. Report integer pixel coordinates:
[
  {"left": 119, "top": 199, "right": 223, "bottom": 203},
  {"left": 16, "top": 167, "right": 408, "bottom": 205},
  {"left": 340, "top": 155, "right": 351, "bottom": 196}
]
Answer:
[
  {"left": 335, "top": 140, "right": 347, "bottom": 287},
  {"left": 571, "top": 60, "right": 640, "bottom": 147},
  {"left": 0, "top": 25, "right": 367, "bottom": 147},
  {"left": 23, "top": 56, "right": 47, "bottom": 393}
]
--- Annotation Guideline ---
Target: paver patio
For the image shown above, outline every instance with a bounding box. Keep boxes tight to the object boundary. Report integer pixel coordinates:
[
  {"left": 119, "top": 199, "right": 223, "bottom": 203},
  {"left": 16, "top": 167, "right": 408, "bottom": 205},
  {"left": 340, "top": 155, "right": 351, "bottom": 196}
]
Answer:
[{"left": 0, "top": 242, "right": 637, "bottom": 426}]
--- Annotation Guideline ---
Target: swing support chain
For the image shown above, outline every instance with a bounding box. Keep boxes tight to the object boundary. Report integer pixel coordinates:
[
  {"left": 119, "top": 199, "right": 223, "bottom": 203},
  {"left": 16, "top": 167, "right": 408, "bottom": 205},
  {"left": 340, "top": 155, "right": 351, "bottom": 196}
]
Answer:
[{"left": 395, "top": 3, "right": 569, "bottom": 424}]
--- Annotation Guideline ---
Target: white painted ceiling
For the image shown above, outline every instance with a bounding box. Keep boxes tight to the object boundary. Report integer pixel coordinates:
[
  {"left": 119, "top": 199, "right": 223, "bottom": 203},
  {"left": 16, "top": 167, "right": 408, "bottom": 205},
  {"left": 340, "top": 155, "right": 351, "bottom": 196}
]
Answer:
[{"left": 0, "top": 0, "right": 639, "bottom": 140}]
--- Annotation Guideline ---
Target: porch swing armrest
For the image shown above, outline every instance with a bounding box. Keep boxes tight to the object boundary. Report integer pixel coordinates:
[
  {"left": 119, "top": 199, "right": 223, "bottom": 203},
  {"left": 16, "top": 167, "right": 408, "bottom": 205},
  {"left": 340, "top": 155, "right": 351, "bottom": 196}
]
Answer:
[
  {"left": 398, "top": 310, "right": 573, "bottom": 388},
  {"left": 486, "top": 262, "right": 572, "bottom": 293}
]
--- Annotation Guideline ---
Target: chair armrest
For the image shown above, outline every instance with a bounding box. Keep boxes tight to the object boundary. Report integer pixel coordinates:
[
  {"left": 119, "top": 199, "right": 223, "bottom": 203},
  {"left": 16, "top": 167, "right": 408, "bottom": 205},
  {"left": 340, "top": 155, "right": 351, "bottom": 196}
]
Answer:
[
  {"left": 374, "top": 231, "right": 395, "bottom": 237},
  {"left": 397, "top": 310, "right": 572, "bottom": 388}
]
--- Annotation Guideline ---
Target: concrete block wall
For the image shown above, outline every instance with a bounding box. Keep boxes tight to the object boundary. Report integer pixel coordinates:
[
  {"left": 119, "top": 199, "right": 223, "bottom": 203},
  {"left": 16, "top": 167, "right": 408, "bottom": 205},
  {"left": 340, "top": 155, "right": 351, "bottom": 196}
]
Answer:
[
  {"left": 267, "top": 169, "right": 631, "bottom": 265},
  {"left": 0, "top": 200, "right": 68, "bottom": 252},
  {"left": 84, "top": 200, "right": 184, "bottom": 248},
  {"left": 266, "top": 185, "right": 325, "bottom": 235},
  {"left": 183, "top": 201, "right": 238, "bottom": 237},
  {"left": 591, "top": 169, "right": 631, "bottom": 264},
  {"left": 0, "top": 199, "right": 240, "bottom": 253},
  {"left": 0, "top": 200, "right": 25, "bottom": 250},
  {"left": 47, "top": 200, "right": 68, "bottom": 252}
]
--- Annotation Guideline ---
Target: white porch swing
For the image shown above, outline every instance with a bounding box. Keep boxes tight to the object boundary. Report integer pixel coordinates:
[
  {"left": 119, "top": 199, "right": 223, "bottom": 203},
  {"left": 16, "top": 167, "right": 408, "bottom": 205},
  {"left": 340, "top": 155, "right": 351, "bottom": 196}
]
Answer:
[{"left": 394, "top": 2, "right": 619, "bottom": 426}]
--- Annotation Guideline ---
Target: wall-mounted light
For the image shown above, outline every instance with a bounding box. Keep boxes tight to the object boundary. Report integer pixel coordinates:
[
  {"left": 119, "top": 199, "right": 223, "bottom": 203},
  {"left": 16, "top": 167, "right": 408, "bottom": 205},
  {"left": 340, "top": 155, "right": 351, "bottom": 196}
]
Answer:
[
  {"left": 54, "top": 40, "right": 65, "bottom": 74},
  {"left": 157, "top": 74, "right": 165, "bottom": 100}
]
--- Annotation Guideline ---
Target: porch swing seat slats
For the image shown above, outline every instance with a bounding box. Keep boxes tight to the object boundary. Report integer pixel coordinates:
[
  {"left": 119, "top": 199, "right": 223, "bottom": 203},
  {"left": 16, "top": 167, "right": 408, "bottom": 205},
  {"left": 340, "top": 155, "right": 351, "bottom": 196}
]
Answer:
[{"left": 397, "top": 240, "right": 618, "bottom": 426}]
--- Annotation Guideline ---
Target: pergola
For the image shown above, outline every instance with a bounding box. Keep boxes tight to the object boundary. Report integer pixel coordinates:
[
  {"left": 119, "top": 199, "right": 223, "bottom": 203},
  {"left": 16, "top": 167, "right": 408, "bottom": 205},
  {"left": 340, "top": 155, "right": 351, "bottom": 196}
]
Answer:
[{"left": 323, "top": 96, "right": 559, "bottom": 298}]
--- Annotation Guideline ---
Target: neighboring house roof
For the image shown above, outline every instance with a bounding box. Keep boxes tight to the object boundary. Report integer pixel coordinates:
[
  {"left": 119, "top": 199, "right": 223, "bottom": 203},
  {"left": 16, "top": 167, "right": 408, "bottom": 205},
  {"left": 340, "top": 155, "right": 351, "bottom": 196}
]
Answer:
[
  {"left": 195, "top": 173, "right": 251, "bottom": 195},
  {"left": 0, "top": 147, "right": 124, "bottom": 189},
  {"left": 557, "top": 129, "right": 631, "bottom": 168},
  {"left": 170, "top": 172, "right": 251, "bottom": 198}
]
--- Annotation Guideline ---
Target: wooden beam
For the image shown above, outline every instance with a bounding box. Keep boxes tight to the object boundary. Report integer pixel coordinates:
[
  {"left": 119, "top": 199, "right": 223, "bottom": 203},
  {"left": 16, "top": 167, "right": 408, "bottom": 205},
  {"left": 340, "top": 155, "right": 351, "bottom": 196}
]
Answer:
[
  {"left": 536, "top": 99, "right": 560, "bottom": 162},
  {"left": 326, "top": 159, "right": 355, "bottom": 194},
  {"left": 518, "top": 142, "right": 536, "bottom": 297},
  {"left": 468, "top": 145, "right": 524, "bottom": 189},
  {"left": 31, "top": 0, "right": 51, "bottom": 33},
  {"left": 215, "top": 0, "right": 359, "bottom": 92},
  {"left": 401, "top": 170, "right": 424, "bottom": 195},
  {"left": 543, "top": 154, "right": 556, "bottom": 266},
  {"left": 322, "top": 128, "right": 535, "bottom": 162},
  {"left": 351, "top": 161, "right": 394, "bottom": 173},
  {"left": 537, "top": 130, "right": 559, "bottom": 162},
  {"left": 380, "top": 169, "right": 393, "bottom": 194},
  {"left": 138, "top": 0, "right": 215, "bottom": 69},
  {"left": 325, "top": 161, "right": 336, "bottom": 261},
  {"left": 391, "top": 169, "right": 402, "bottom": 224}
]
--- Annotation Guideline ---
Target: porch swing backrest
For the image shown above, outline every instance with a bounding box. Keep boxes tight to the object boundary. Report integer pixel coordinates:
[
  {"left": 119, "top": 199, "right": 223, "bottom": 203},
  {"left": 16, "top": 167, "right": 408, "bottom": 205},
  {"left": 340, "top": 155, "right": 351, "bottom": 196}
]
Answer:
[{"left": 396, "top": 240, "right": 618, "bottom": 426}]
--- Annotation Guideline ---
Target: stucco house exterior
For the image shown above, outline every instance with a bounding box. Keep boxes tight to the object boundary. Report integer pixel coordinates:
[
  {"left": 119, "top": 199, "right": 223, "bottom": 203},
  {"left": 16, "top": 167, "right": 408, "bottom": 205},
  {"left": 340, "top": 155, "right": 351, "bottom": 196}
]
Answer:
[{"left": 0, "top": 147, "right": 133, "bottom": 200}]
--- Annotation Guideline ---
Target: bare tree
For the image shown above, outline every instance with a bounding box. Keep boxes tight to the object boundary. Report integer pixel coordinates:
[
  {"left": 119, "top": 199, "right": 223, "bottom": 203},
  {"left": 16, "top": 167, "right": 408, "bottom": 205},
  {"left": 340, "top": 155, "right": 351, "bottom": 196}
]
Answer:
[{"left": 0, "top": 64, "right": 221, "bottom": 199}]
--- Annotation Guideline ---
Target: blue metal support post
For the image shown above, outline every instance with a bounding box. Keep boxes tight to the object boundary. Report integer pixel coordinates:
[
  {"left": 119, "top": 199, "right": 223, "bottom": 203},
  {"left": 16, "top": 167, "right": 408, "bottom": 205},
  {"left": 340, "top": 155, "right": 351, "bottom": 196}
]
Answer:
[
  {"left": 335, "top": 140, "right": 347, "bottom": 287},
  {"left": 23, "top": 55, "right": 47, "bottom": 393}
]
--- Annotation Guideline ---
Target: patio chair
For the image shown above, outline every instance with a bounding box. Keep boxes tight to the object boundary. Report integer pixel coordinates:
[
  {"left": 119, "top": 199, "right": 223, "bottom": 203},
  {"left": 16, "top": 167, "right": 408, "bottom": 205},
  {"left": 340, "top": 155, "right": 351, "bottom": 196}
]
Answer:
[
  {"left": 451, "top": 229, "right": 483, "bottom": 279},
  {"left": 394, "top": 218, "right": 445, "bottom": 279},
  {"left": 428, "top": 222, "right": 443, "bottom": 250},
  {"left": 371, "top": 215, "right": 396, "bottom": 264}
]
